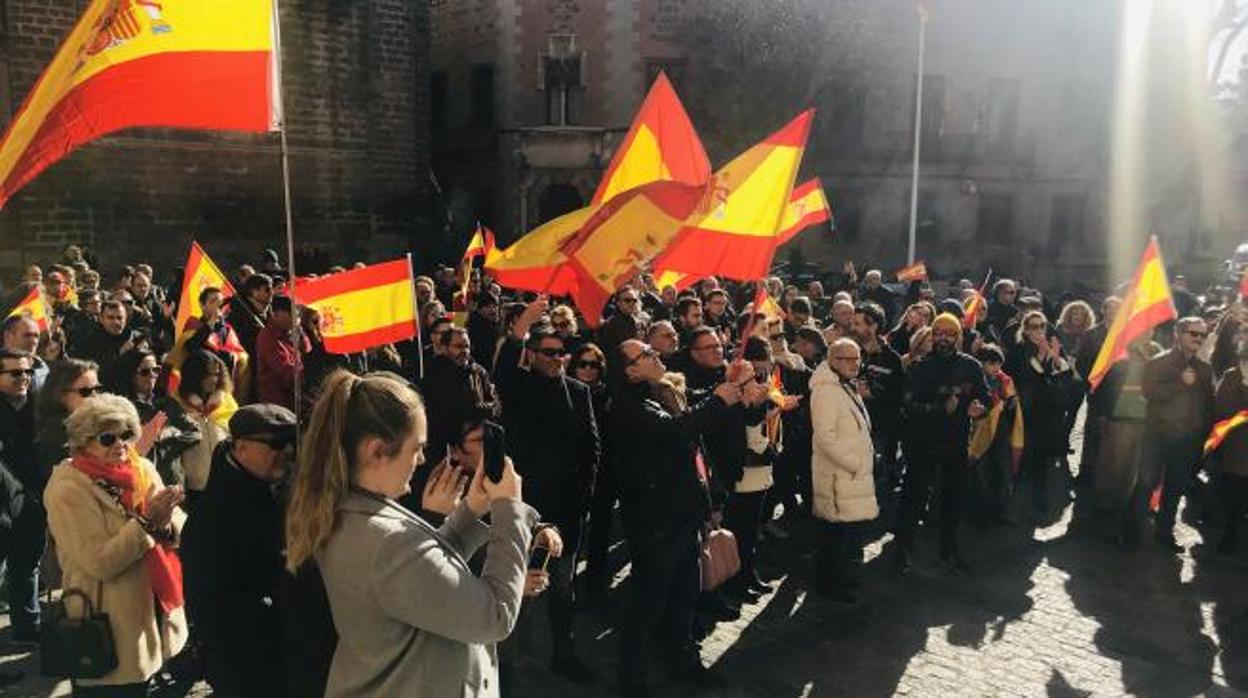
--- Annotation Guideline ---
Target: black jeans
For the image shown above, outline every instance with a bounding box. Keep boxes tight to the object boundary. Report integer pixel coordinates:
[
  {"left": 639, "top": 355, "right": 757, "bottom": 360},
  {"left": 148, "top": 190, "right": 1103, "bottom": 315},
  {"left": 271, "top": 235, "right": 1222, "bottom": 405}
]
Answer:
[
  {"left": 897, "top": 444, "right": 965, "bottom": 556},
  {"left": 618, "top": 527, "right": 701, "bottom": 689},
  {"left": 585, "top": 463, "right": 618, "bottom": 596},
  {"left": 546, "top": 515, "right": 583, "bottom": 660},
  {"left": 1149, "top": 432, "right": 1204, "bottom": 535},
  {"left": 723, "top": 489, "right": 766, "bottom": 587},
  {"left": 816, "top": 520, "right": 864, "bottom": 590},
  {"left": 5, "top": 501, "right": 46, "bottom": 637}
]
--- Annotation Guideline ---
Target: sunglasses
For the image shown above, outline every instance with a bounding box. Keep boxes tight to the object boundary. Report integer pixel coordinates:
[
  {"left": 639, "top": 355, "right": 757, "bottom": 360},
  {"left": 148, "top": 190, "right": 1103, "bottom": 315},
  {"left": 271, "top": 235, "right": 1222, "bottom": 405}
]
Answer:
[
  {"left": 66, "top": 385, "right": 103, "bottom": 398},
  {"left": 626, "top": 347, "right": 658, "bottom": 366},
  {"left": 1025, "top": 324, "right": 1046, "bottom": 331},
  {"left": 534, "top": 348, "right": 570, "bottom": 358},
  {"left": 95, "top": 429, "right": 136, "bottom": 447},
  {"left": 136, "top": 366, "right": 161, "bottom": 377},
  {"left": 618, "top": 297, "right": 639, "bottom": 305},
  {"left": 245, "top": 437, "right": 293, "bottom": 451},
  {"left": 0, "top": 368, "right": 34, "bottom": 378},
  {"left": 769, "top": 334, "right": 785, "bottom": 341},
  {"left": 574, "top": 360, "right": 604, "bottom": 371}
]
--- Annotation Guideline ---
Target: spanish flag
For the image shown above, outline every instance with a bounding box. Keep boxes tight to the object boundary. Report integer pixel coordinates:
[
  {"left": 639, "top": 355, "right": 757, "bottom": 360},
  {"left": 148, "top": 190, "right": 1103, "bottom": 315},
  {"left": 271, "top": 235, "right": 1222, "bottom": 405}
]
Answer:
[
  {"left": 650, "top": 110, "right": 814, "bottom": 284},
  {"left": 174, "top": 242, "right": 234, "bottom": 345},
  {"left": 962, "top": 291, "right": 985, "bottom": 330},
  {"left": 5, "top": 286, "right": 49, "bottom": 332},
  {"left": 654, "top": 178, "right": 830, "bottom": 291},
  {"left": 1087, "top": 237, "right": 1177, "bottom": 392},
  {"left": 896, "top": 261, "right": 929, "bottom": 283},
  {"left": 0, "top": 0, "right": 279, "bottom": 207},
  {"left": 456, "top": 224, "right": 496, "bottom": 305},
  {"left": 484, "top": 72, "right": 709, "bottom": 293},
  {"left": 592, "top": 72, "right": 711, "bottom": 205},
  {"left": 293, "top": 259, "right": 417, "bottom": 354},
  {"left": 561, "top": 179, "right": 708, "bottom": 326},
  {"left": 1204, "top": 410, "right": 1248, "bottom": 456}
]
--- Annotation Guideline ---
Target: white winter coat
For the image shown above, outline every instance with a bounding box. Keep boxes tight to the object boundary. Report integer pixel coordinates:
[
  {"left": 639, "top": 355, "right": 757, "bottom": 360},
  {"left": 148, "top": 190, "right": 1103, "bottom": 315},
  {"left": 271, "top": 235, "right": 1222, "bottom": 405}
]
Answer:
[{"left": 809, "top": 362, "right": 878, "bottom": 523}]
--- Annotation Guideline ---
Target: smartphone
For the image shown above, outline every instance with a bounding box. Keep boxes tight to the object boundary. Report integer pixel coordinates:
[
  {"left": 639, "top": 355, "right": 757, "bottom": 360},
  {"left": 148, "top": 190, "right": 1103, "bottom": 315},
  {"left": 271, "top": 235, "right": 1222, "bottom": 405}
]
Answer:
[
  {"left": 482, "top": 420, "right": 506, "bottom": 483},
  {"left": 528, "top": 546, "right": 551, "bottom": 571}
]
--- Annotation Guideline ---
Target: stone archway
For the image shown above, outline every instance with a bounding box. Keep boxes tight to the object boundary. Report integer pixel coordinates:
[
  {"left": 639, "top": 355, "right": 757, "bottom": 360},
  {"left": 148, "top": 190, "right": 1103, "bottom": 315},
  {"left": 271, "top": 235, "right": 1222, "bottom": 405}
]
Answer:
[{"left": 539, "top": 182, "right": 584, "bottom": 222}]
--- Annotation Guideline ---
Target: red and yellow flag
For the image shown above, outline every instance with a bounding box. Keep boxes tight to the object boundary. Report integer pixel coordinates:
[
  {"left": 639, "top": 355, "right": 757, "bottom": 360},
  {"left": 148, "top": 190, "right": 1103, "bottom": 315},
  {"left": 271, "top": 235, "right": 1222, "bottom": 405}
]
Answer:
[
  {"left": 1088, "top": 237, "right": 1177, "bottom": 391},
  {"left": 484, "top": 72, "right": 710, "bottom": 294},
  {"left": 962, "top": 291, "right": 985, "bottom": 330},
  {"left": 293, "top": 259, "right": 417, "bottom": 354},
  {"left": 561, "top": 180, "right": 708, "bottom": 326},
  {"left": 5, "top": 286, "right": 49, "bottom": 332},
  {"left": 457, "top": 225, "right": 496, "bottom": 301},
  {"left": 650, "top": 110, "right": 814, "bottom": 284},
  {"left": 592, "top": 71, "right": 711, "bottom": 205},
  {"left": 896, "top": 261, "right": 929, "bottom": 283},
  {"left": 0, "top": 0, "right": 279, "bottom": 207},
  {"left": 775, "top": 178, "right": 832, "bottom": 246},
  {"left": 1205, "top": 410, "right": 1248, "bottom": 456},
  {"left": 655, "top": 177, "right": 829, "bottom": 291},
  {"left": 174, "top": 242, "right": 234, "bottom": 345}
]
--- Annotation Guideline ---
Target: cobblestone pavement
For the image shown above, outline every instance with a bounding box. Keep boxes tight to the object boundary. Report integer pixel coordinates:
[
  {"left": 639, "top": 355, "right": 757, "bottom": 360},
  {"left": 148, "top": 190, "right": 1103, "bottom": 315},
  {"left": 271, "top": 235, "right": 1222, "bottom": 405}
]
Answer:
[{"left": 1, "top": 423, "right": 1245, "bottom": 697}]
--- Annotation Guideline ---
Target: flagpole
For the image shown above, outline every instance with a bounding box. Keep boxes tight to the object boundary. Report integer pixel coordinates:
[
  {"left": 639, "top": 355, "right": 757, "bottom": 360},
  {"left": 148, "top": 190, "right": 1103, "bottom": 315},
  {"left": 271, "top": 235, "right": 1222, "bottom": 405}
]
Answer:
[
  {"left": 407, "top": 253, "right": 425, "bottom": 381},
  {"left": 906, "top": 5, "right": 928, "bottom": 265},
  {"left": 272, "top": 0, "right": 303, "bottom": 417}
]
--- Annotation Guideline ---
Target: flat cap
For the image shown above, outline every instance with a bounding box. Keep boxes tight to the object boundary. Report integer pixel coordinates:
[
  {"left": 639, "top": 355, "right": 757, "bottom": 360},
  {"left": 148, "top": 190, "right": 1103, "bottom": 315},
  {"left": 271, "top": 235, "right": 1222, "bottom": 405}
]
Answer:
[{"left": 229, "top": 403, "right": 296, "bottom": 443}]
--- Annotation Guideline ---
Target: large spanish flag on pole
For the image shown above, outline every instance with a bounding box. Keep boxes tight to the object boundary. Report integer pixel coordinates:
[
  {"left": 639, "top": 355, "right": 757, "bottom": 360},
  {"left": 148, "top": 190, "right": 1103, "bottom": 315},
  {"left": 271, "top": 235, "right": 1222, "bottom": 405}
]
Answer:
[
  {"left": 5, "top": 286, "right": 50, "bottom": 332},
  {"left": 1087, "top": 237, "right": 1177, "bottom": 392},
  {"left": 174, "top": 241, "right": 234, "bottom": 344},
  {"left": 484, "top": 72, "right": 709, "bottom": 293},
  {"left": 0, "top": 0, "right": 280, "bottom": 208},
  {"left": 293, "top": 259, "right": 417, "bottom": 355},
  {"left": 651, "top": 110, "right": 814, "bottom": 283}
]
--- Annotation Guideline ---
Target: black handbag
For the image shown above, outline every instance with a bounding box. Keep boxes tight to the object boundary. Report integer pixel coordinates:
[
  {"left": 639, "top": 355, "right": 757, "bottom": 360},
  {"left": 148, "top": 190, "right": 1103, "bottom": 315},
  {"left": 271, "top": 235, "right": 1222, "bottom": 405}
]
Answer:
[{"left": 40, "top": 582, "right": 118, "bottom": 679}]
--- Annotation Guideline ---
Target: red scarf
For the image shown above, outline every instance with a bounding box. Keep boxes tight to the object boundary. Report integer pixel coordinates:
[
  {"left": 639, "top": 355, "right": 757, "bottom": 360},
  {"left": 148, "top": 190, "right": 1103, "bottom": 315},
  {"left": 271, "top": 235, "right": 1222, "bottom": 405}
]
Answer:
[{"left": 71, "top": 453, "right": 184, "bottom": 613}]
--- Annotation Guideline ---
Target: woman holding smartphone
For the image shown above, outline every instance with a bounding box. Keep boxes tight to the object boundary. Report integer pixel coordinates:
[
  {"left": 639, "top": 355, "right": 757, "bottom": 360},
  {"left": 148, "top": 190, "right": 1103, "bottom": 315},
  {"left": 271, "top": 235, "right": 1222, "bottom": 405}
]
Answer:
[{"left": 285, "top": 369, "right": 537, "bottom": 697}]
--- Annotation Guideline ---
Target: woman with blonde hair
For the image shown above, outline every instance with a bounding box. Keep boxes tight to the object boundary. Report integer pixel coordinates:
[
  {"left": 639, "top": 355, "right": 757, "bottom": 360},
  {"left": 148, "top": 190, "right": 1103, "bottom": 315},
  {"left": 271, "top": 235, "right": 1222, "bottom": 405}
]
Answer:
[
  {"left": 902, "top": 325, "right": 934, "bottom": 371},
  {"left": 44, "top": 394, "right": 187, "bottom": 696},
  {"left": 285, "top": 370, "right": 537, "bottom": 697}
]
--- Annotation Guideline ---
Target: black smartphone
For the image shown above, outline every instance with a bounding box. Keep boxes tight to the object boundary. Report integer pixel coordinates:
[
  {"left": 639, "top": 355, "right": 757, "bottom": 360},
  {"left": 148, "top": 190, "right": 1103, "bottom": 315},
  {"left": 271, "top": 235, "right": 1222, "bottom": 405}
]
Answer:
[
  {"left": 528, "top": 546, "right": 551, "bottom": 571},
  {"left": 482, "top": 420, "right": 506, "bottom": 483}
]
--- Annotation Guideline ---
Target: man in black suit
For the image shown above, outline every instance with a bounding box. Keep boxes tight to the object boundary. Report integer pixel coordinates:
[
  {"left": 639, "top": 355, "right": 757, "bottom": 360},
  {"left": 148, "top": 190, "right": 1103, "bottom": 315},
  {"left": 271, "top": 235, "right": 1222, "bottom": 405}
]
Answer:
[{"left": 493, "top": 299, "right": 600, "bottom": 684}]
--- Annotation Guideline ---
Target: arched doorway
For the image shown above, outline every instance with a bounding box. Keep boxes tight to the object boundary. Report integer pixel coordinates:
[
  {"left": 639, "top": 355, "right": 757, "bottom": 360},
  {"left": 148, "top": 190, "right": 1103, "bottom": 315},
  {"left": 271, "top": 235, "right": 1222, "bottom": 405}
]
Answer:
[{"left": 539, "top": 183, "right": 583, "bottom": 223}]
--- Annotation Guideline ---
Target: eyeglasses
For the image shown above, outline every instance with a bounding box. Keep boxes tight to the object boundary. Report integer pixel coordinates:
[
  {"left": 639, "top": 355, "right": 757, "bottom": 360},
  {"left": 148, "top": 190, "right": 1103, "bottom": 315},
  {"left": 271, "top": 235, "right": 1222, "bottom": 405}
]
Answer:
[
  {"left": 244, "top": 436, "right": 293, "bottom": 451},
  {"left": 1025, "top": 323, "right": 1046, "bottom": 331},
  {"left": 619, "top": 297, "right": 639, "bottom": 305},
  {"left": 0, "top": 368, "right": 34, "bottom": 379},
  {"left": 66, "top": 385, "right": 103, "bottom": 398},
  {"left": 1184, "top": 331, "right": 1208, "bottom": 338},
  {"left": 626, "top": 347, "right": 658, "bottom": 366},
  {"left": 534, "top": 347, "right": 570, "bottom": 358},
  {"left": 136, "top": 366, "right": 161, "bottom": 377},
  {"left": 95, "top": 429, "right": 136, "bottom": 447},
  {"left": 574, "top": 360, "right": 604, "bottom": 371},
  {"left": 769, "top": 334, "right": 785, "bottom": 341}
]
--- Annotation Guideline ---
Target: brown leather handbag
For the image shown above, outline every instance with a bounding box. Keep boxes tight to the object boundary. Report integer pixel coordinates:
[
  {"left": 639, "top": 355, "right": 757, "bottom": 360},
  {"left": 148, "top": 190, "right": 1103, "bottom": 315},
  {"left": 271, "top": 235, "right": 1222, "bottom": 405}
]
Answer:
[{"left": 700, "top": 528, "right": 741, "bottom": 592}]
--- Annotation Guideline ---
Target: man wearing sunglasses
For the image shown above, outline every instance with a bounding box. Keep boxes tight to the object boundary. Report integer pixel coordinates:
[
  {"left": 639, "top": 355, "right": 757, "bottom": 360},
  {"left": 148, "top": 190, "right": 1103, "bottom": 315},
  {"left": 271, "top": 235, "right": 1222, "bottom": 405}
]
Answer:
[
  {"left": 0, "top": 348, "right": 38, "bottom": 654},
  {"left": 493, "top": 298, "right": 600, "bottom": 684},
  {"left": 1143, "top": 316, "right": 1216, "bottom": 552},
  {"left": 2, "top": 315, "right": 48, "bottom": 391},
  {"left": 181, "top": 403, "right": 297, "bottom": 697}
]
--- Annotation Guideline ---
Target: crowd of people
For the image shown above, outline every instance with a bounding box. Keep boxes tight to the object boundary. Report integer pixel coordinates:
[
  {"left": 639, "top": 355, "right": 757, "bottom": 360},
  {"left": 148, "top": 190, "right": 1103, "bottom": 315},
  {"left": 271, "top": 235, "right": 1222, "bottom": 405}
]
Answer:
[{"left": 0, "top": 243, "right": 1245, "bottom": 697}]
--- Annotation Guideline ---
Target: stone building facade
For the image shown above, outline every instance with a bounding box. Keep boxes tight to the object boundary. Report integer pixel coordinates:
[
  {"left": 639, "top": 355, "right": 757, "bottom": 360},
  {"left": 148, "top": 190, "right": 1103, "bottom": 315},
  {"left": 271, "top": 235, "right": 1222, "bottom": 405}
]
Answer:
[
  {"left": 0, "top": 0, "right": 429, "bottom": 282},
  {"left": 430, "top": 0, "right": 689, "bottom": 246}
]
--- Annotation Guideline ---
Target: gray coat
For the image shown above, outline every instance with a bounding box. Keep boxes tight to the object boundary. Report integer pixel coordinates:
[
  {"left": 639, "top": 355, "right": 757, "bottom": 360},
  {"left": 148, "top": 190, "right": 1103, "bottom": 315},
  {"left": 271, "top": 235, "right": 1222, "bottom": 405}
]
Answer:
[{"left": 318, "top": 491, "right": 538, "bottom": 698}]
